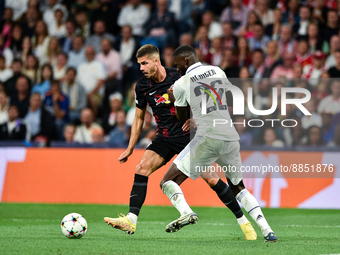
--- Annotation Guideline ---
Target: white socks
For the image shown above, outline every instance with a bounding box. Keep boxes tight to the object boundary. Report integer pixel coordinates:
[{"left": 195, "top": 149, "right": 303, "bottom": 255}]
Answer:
[
  {"left": 236, "top": 189, "right": 272, "bottom": 236},
  {"left": 162, "top": 180, "right": 193, "bottom": 217},
  {"left": 236, "top": 215, "right": 249, "bottom": 225},
  {"left": 127, "top": 212, "right": 138, "bottom": 225}
]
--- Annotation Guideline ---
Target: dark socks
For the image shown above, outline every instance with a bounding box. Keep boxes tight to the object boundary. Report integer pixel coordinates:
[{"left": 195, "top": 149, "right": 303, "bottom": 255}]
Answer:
[
  {"left": 129, "top": 174, "right": 148, "bottom": 216},
  {"left": 211, "top": 179, "right": 243, "bottom": 218}
]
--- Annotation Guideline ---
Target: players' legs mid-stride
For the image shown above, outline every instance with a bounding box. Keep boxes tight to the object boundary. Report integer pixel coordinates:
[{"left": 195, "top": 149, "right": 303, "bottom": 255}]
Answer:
[
  {"left": 215, "top": 141, "right": 278, "bottom": 242},
  {"left": 160, "top": 162, "right": 257, "bottom": 240},
  {"left": 104, "top": 150, "right": 165, "bottom": 235}
]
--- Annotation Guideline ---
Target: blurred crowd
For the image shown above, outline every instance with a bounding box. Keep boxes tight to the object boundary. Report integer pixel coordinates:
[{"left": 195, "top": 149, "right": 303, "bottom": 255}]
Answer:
[{"left": 0, "top": 0, "right": 340, "bottom": 148}]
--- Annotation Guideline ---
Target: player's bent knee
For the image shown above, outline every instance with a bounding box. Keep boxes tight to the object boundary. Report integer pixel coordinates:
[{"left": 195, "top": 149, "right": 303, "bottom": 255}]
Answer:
[
  {"left": 204, "top": 178, "right": 219, "bottom": 187},
  {"left": 135, "top": 162, "right": 152, "bottom": 176}
]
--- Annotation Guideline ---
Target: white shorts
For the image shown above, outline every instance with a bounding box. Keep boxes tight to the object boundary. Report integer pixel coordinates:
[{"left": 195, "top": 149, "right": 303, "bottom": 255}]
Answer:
[{"left": 173, "top": 136, "right": 243, "bottom": 185}]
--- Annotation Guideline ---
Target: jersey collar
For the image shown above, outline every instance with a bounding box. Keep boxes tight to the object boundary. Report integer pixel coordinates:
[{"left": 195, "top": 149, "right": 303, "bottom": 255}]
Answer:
[{"left": 186, "top": 62, "right": 203, "bottom": 74}]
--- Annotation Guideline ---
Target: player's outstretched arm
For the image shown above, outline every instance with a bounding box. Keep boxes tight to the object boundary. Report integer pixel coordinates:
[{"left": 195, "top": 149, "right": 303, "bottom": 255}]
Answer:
[{"left": 118, "top": 107, "right": 146, "bottom": 163}]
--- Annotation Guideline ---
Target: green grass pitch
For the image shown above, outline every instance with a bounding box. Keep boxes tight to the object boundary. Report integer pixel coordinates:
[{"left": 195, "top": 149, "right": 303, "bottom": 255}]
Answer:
[{"left": 0, "top": 203, "right": 340, "bottom": 255}]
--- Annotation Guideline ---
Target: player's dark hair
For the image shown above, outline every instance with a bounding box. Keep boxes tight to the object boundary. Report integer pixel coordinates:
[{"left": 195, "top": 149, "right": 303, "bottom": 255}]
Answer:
[
  {"left": 173, "top": 44, "right": 197, "bottom": 58},
  {"left": 136, "top": 44, "right": 160, "bottom": 59}
]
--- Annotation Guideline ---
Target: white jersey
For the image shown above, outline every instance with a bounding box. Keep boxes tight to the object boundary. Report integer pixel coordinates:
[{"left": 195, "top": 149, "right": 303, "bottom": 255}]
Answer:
[{"left": 173, "top": 62, "right": 240, "bottom": 141}]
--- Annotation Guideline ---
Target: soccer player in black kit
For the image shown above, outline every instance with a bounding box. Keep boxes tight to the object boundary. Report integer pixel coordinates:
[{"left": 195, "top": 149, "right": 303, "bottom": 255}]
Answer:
[{"left": 104, "top": 45, "right": 256, "bottom": 239}]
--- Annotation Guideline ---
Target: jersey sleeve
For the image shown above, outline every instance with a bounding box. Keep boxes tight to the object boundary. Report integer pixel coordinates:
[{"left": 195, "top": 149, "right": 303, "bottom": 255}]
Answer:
[
  {"left": 173, "top": 80, "right": 188, "bottom": 107},
  {"left": 134, "top": 82, "right": 147, "bottom": 109}
]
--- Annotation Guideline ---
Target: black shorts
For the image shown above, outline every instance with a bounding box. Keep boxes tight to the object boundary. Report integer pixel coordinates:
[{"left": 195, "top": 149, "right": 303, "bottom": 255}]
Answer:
[{"left": 146, "top": 135, "right": 191, "bottom": 164}]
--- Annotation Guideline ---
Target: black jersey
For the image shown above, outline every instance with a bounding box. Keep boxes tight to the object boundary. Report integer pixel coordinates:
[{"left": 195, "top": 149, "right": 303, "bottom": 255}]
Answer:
[{"left": 135, "top": 68, "right": 189, "bottom": 138}]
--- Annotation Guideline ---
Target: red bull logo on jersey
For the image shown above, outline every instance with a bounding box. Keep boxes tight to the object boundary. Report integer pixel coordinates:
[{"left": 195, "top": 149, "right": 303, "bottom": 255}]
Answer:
[{"left": 155, "top": 94, "right": 170, "bottom": 105}]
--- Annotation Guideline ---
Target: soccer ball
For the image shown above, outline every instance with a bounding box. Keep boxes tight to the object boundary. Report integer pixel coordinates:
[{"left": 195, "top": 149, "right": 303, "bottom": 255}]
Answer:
[{"left": 61, "top": 213, "right": 87, "bottom": 239}]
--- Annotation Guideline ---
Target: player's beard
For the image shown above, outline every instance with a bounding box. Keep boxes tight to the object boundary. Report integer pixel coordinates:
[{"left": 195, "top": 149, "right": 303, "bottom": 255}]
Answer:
[{"left": 178, "top": 65, "right": 187, "bottom": 76}]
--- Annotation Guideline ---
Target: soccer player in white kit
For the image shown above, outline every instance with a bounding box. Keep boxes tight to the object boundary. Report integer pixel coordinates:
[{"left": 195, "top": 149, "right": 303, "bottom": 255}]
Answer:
[{"left": 161, "top": 45, "right": 278, "bottom": 242}]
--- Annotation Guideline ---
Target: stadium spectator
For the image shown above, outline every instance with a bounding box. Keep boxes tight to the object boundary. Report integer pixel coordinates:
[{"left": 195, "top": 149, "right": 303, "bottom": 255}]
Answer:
[
  {"left": 145, "top": 0, "right": 176, "bottom": 50},
  {"left": 77, "top": 45, "right": 107, "bottom": 116},
  {"left": 48, "top": 8, "right": 66, "bottom": 39},
  {"left": 5, "top": 59, "right": 30, "bottom": 97},
  {"left": 1, "top": 8, "right": 14, "bottom": 49},
  {"left": 113, "top": 25, "right": 141, "bottom": 88},
  {"left": 265, "top": 8, "right": 283, "bottom": 41},
  {"left": 249, "top": 49, "right": 264, "bottom": 78},
  {"left": 162, "top": 46, "right": 175, "bottom": 68},
  {"left": 193, "top": 25, "right": 211, "bottom": 62},
  {"left": 312, "top": 72, "right": 330, "bottom": 104},
  {"left": 292, "top": 63, "right": 303, "bottom": 79},
  {"left": 327, "top": 125, "right": 340, "bottom": 147},
  {"left": 293, "top": 6, "right": 311, "bottom": 40},
  {"left": 31, "top": 20, "right": 50, "bottom": 65},
  {"left": 270, "top": 52, "right": 295, "bottom": 79},
  {"left": 248, "top": 22, "right": 270, "bottom": 52},
  {"left": 221, "top": 22, "right": 237, "bottom": 50},
  {"left": 307, "top": 23, "right": 328, "bottom": 54},
  {"left": 239, "top": 10, "right": 260, "bottom": 39},
  {"left": 0, "top": 104, "right": 28, "bottom": 141},
  {"left": 295, "top": 40, "right": 312, "bottom": 67},
  {"left": 234, "top": 36, "right": 251, "bottom": 67},
  {"left": 63, "top": 124, "right": 76, "bottom": 142},
  {"left": 209, "top": 37, "right": 223, "bottom": 66},
  {"left": 108, "top": 110, "right": 129, "bottom": 147},
  {"left": 322, "top": 9, "right": 339, "bottom": 43},
  {"left": 96, "top": 38, "right": 123, "bottom": 84},
  {"left": 306, "top": 125, "right": 323, "bottom": 146},
  {"left": 255, "top": 0, "right": 273, "bottom": 27},
  {"left": 10, "top": 76, "right": 30, "bottom": 118},
  {"left": 0, "top": 91, "right": 9, "bottom": 124},
  {"left": 20, "top": 7, "right": 41, "bottom": 39},
  {"left": 328, "top": 50, "right": 340, "bottom": 78},
  {"left": 91, "top": 0, "right": 120, "bottom": 37},
  {"left": 311, "top": 0, "right": 328, "bottom": 25},
  {"left": 325, "top": 35, "right": 340, "bottom": 69},
  {"left": 59, "top": 19, "right": 78, "bottom": 53},
  {"left": 67, "top": 35, "right": 86, "bottom": 69},
  {"left": 262, "top": 40, "right": 280, "bottom": 78},
  {"left": 168, "top": 0, "right": 194, "bottom": 35},
  {"left": 22, "top": 54, "right": 39, "bottom": 85},
  {"left": 53, "top": 52, "right": 68, "bottom": 81},
  {"left": 43, "top": 0, "right": 68, "bottom": 28},
  {"left": 61, "top": 67, "right": 87, "bottom": 122},
  {"left": 5, "top": 0, "right": 28, "bottom": 21},
  {"left": 117, "top": 0, "right": 150, "bottom": 37},
  {"left": 0, "top": 56, "right": 13, "bottom": 83},
  {"left": 47, "top": 37, "right": 61, "bottom": 67},
  {"left": 74, "top": 108, "right": 102, "bottom": 143},
  {"left": 263, "top": 127, "right": 284, "bottom": 147},
  {"left": 282, "top": 0, "right": 300, "bottom": 25},
  {"left": 321, "top": 111, "right": 335, "bottom": 144},
  {"left": 24, "top": 92, "right": 54, "bottom": 142},
  {"left": 31, "top": 63, "right": 53, "bottom": 99},
  {"left": 102, "top": 92, "right": 123, "bottom": 135},
  {"left": 318, "top": 80, "right": 340, "bottom": 115},
  {"left": 201, "top": 11, "right": 222, "bottom": 40},
  {"left": 43, "top": 80, "right": 69, "bottom": 139},
  {"left": 10, "top": 24, "right": 24, "bottom": 59},
  {"left": 301, "top": 98, "right": 322, "bottom": 131},
  {"left": 137, "top": 110, "right": 157, "bottom": 148},
  {"left": 179, "top": 33, "right": 193, "bottom": 46},
  {"left": 278, "top": 25, "right": 297, "bottom": 57},
  {"left": 75, "top": 9, "right": 90, "bottom": 38},
  {"left": 221, "top": 48, "right": 240, "bottom": 78},
  {"left": 234, "top": 116, "right": 253, "bottom": 147},
  {"left": 86, "top": 20, "right": 114, "bottom": 53},
  {"left": 91, "top": 126, "right": 105, "bottom": 143},
  {"left": 220, "top": 0, "right": 249, "bottom": 36},
  {"left": 0, "top": 35, "right": 14, "bottom": 68},
  {"left": 302, "top": 50, "right": 326, "bottom": 87},
  {"left": 21, "top": 36, "right": 33, "bottom": 65}
]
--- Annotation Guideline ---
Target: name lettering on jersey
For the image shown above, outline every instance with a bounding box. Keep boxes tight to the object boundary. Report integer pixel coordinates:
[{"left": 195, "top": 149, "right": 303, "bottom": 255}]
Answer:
[{"left": 190, "top": 69, "right": 217, "bottom": 83}]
